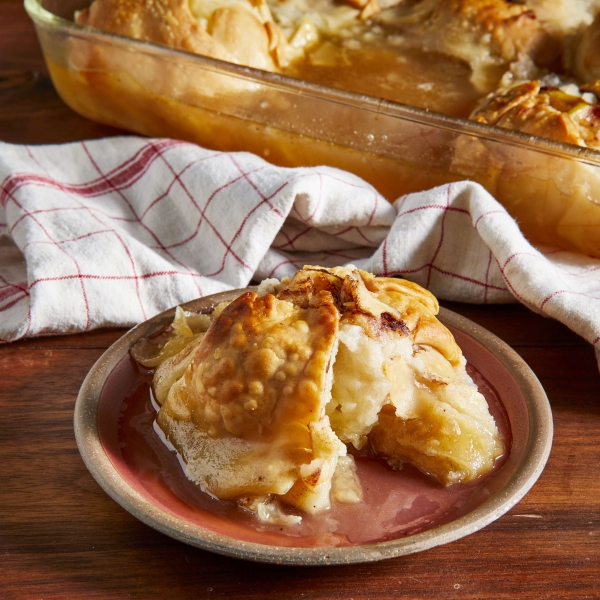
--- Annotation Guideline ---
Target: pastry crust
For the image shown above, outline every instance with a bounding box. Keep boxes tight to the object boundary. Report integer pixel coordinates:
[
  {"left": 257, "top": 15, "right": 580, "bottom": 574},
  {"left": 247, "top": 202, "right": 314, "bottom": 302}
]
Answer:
[
  {"left": 182, "top": 291, "right": 339, "bottom": 440},
  {"left": 76, "top": 0, "right": 562, "bottom": 93},
  {"left": 76, "top": 0, "right": 231, "bottom": 58},
  {"left": 372, "top": 0, "right": 559, "bottom": 93},
  {"left": 156, "top": 290, "right": 345, "bottom": 513},
  {"left": 141, "top": 266, "right": 504, "bottom": 522},
  {"left": 470, "top": 80, "right": 600, "bottom": 148},
  {"left": 76, "top": 0, "right": 281, "bottom": 70}
]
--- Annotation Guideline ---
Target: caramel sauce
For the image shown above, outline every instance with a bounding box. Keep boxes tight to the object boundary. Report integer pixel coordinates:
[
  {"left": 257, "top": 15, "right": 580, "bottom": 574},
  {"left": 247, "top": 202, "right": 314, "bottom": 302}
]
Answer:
[{"left": 107, "top": 358, "right": 511, "bottom": 548}]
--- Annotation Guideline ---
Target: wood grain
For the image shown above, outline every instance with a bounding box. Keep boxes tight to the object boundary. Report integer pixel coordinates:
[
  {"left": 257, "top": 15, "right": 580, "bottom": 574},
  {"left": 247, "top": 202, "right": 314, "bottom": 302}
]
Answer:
[{"left": 0, "top": 3, "right": 599, "bottom": 598}]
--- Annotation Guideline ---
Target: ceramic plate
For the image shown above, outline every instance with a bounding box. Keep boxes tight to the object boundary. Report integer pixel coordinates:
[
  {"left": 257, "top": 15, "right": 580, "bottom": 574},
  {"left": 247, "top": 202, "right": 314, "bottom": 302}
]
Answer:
[{"left": 75, "top": 289, "right": 552, "bottom": 565}]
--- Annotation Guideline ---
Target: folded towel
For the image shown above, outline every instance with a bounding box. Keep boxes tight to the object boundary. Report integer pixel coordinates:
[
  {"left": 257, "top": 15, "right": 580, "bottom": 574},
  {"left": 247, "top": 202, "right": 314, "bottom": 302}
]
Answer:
[{"left": 1, "top": 137, "right": 599, "bottom": 368}]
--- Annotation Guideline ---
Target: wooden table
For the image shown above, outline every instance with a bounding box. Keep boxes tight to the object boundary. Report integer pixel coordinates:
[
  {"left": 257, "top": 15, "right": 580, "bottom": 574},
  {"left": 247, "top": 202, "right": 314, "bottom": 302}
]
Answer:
[{"left": 1, "top": 2, "right": 599, "bottom": 597}]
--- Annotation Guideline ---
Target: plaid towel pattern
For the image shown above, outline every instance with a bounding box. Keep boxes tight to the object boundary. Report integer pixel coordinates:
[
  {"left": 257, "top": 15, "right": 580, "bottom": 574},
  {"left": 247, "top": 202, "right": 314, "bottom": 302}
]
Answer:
[{"left": 1, "top": 137, "right": 599, "bottom": 369}]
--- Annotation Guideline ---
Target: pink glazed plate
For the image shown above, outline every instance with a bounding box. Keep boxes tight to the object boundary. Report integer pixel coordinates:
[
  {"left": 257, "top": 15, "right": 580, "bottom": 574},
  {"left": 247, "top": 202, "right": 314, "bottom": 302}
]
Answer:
[{"left": 74, "top": 289, "right": 552, "bottom": 565}]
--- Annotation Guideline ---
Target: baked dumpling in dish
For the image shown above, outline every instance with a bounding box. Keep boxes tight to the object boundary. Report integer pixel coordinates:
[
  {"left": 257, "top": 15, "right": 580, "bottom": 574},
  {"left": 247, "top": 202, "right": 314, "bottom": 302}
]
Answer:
[
  {"left": 156, "top": 290, "right": 347, "bottom": 520},
  {"left": 76, "top": 0, "right": 561, "bottom": 92},
  {"left": 454, "top": 79, "right": 600, "bottom": 256},
  {"left": 469, "top": 79, "right": 600, "bottom": 148},
  {"left": 137, "top": 266, "right": 504, "bottom": 523},
  {"left": 371, "top": 0, "right": 560, "bottom": 93},
  {"left": 76, "top": 0, "right": 290, "bottom": 71},
  {"left": 75, "top": 0, "right": 343, "bottom": 71}
]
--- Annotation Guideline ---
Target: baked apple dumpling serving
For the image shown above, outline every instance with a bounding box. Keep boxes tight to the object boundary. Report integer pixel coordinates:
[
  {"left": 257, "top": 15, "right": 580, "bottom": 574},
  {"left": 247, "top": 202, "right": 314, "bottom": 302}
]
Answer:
[{"left": 131, "top": 266, "right": 505, "bottom": 525}]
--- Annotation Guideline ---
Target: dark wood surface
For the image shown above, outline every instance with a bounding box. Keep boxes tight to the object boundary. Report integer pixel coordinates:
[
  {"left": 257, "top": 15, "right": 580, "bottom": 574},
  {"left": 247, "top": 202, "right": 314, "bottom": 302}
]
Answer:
[{"left": 1, "top": 2, "right": 599, "bottom": 598}]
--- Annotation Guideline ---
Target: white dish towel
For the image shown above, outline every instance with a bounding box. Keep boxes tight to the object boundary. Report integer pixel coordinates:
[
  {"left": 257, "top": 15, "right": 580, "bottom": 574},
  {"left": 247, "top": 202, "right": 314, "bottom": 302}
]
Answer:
[{"left": 1, "top": 137, "right": 599, "bottom": 367}]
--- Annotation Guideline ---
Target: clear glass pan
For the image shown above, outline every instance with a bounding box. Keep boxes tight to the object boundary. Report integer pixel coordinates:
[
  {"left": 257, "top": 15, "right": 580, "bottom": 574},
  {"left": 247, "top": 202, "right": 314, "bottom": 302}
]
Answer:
[{"left": 25, "top": 0, "right": 600, "bottom": 257}]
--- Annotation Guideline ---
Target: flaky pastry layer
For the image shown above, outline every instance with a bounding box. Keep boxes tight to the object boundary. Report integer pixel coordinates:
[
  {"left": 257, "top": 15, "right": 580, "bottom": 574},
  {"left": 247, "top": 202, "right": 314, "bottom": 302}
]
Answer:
[{"left": 133, "top": 266, "right": 504, "bottom": 524}]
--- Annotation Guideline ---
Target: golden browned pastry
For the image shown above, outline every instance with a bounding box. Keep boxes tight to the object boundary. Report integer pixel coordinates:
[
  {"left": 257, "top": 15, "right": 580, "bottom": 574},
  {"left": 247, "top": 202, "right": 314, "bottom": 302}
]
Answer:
[
  {"left": 470, "top": 80, "right": 600, "bottom": 148},
  {"left": 137, "top": 267, "right": 504, "bottom": 523},
  {"left": 373, "top": 0, "right": 560, "bottom": 93},
  {"left": 76, "top": 0, "right": 223, "bottom": 56},
  {"left": 76, "top": 0, "right": 283, "bottom": 71},
  {"left": 574, "top": 13, "right": 600, "bottom": 82}
]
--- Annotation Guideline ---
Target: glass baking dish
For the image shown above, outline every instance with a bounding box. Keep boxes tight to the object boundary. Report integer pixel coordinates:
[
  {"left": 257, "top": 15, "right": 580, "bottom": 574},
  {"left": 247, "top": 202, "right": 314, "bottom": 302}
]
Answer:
[{"left": 25, "top": 0, "right": 600, "bottom": 258}]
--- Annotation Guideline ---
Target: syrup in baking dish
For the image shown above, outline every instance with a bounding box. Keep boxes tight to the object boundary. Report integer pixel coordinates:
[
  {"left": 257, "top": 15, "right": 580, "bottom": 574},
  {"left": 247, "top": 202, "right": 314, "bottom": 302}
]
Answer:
[
  {"left": 286, "top": 45, "right": 483, "bottom": 118},
  {"left": 112, "top": 359, "right": 511, "bottom": 548}
]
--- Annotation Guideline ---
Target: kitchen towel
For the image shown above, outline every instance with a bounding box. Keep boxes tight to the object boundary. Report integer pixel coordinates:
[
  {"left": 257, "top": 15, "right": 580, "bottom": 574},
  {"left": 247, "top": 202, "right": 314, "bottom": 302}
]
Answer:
[{"left": 1, "top": 137, "right": 599, "bottom": 366}]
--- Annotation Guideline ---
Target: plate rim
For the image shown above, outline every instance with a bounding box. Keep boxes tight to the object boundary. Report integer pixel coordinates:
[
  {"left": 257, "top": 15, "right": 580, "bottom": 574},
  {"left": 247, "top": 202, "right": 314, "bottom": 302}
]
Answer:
[{"left": 74, "top": 290, "right": 553, "bottom": 566}]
